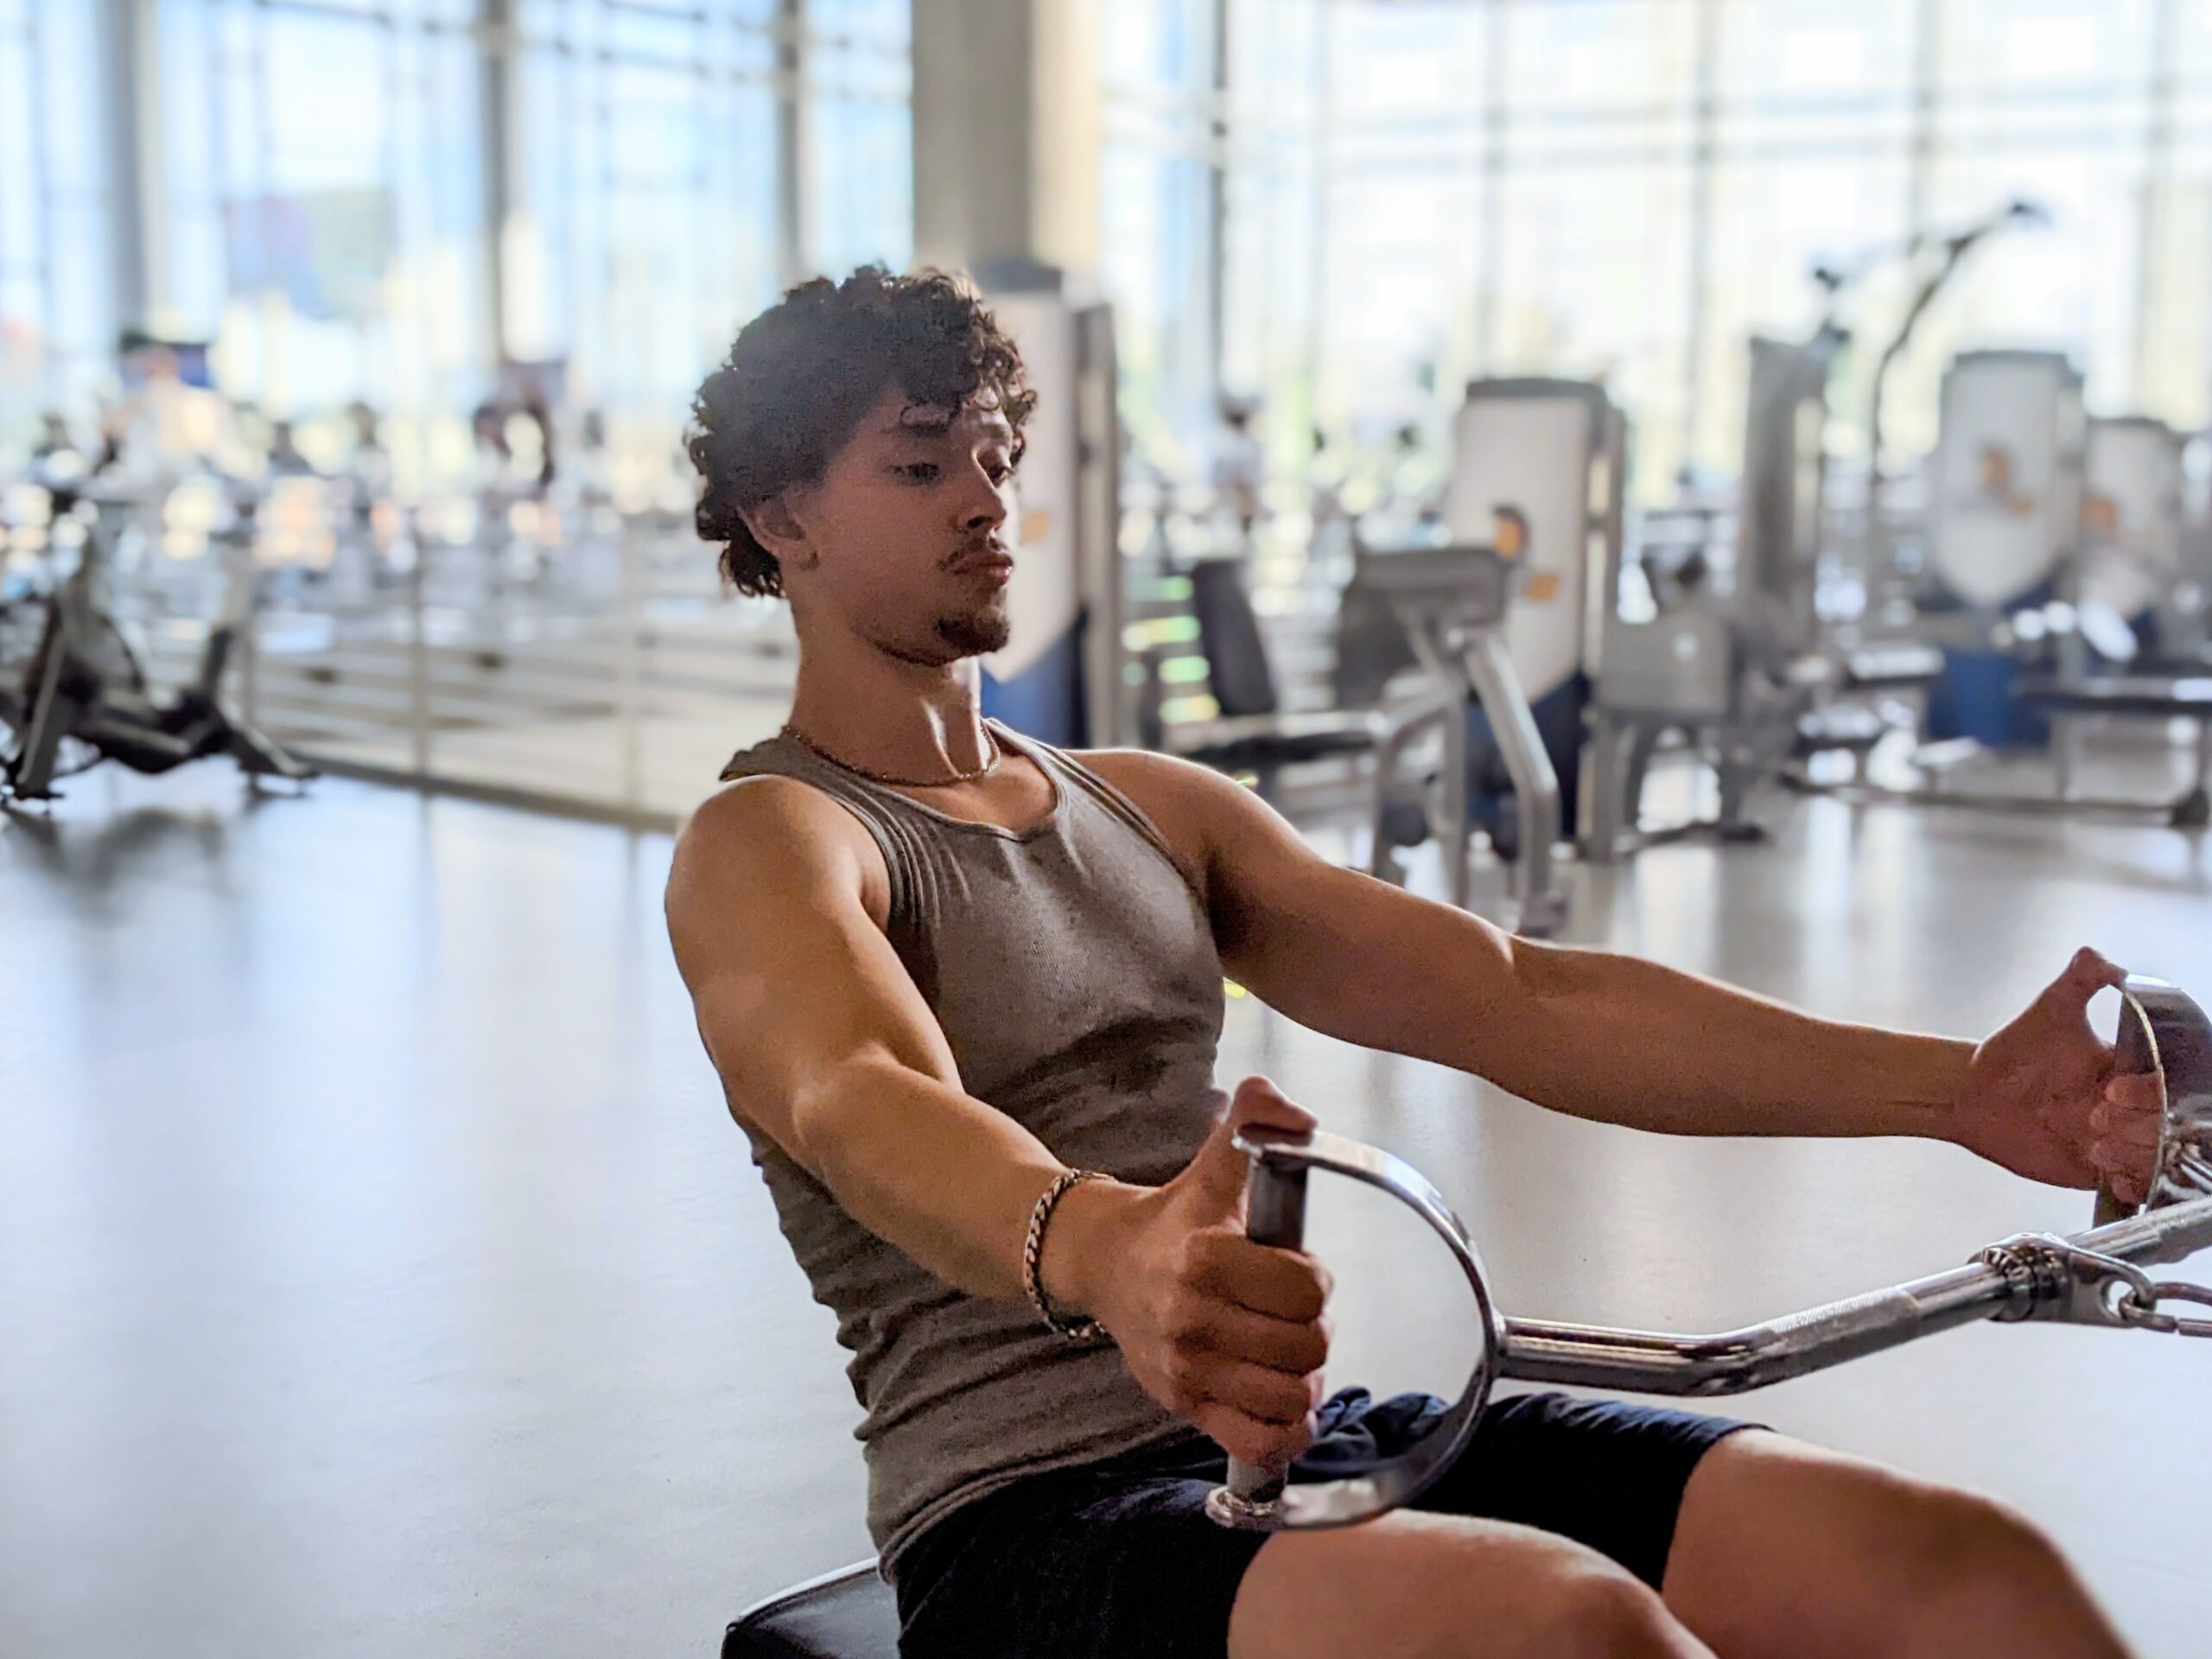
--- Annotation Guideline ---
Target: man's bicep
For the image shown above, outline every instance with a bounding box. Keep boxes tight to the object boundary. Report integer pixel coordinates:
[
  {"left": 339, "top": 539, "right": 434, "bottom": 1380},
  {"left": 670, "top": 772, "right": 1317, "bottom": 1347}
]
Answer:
[
  {"left": 1198, "top": 777, "right": 1402, "bottom": 988},
  {"left": 666, "top": 791, "right": 960, "bottom": 1153}
]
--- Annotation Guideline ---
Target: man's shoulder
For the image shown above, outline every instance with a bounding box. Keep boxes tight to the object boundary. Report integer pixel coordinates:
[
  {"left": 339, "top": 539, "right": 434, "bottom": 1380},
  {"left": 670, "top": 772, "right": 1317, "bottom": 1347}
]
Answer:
[
  {"left": 1071, "top": 746, "right": 1249, "bottom": 814},
  {"left": 672, "top": 775, "right": 887, "bottom": 913},
  {"left": 1066, "top": 746, "right": 1214, "bottom": 817},
  {"left": 683, "top": 771, "right": 846, "bottom": 846}
]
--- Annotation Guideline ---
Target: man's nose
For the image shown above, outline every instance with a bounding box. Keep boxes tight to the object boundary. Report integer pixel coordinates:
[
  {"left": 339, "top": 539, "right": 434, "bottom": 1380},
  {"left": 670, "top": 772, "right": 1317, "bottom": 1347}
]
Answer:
[{"left": 952, "top": 461, "right": 1008, "bottom": 533}]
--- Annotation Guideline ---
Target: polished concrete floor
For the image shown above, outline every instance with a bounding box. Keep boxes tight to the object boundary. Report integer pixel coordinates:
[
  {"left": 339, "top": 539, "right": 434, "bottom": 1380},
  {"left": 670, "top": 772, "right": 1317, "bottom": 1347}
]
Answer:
[{"left": 3, "top": 755, "right": 2211, "bottom": 1658}]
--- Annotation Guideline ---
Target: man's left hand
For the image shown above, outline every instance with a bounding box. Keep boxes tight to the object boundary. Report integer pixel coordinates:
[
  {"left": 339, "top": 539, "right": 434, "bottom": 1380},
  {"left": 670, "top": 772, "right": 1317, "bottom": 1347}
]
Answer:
[{"left": 1949, "top": 947, "right": 2164, "bottom": 1204}]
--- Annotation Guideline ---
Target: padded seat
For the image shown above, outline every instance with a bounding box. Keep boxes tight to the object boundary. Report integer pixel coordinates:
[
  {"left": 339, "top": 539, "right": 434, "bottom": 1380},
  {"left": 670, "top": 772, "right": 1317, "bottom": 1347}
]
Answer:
[
  {"left": 724, "top": 1561, "right": 899, "bottom": 1659},
  {"left": 1165, "top": 559, "right": 1391, "bottom": 772},
  {"left": 1161, "top": 704, "right": 1392, "bottom": 768}
]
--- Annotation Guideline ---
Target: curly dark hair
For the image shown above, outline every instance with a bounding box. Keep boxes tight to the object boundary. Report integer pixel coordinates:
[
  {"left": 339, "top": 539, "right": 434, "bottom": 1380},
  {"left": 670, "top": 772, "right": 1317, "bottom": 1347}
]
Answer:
[{"left": 687, "top": 265, "right": 1038, "bottom": 599}]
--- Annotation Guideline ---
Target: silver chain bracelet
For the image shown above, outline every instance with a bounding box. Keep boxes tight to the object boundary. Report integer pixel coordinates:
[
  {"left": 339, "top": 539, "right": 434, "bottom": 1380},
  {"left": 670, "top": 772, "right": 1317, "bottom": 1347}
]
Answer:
[{"left": 1022, "top": 1169, "right": 1112, "bottom": 1343}]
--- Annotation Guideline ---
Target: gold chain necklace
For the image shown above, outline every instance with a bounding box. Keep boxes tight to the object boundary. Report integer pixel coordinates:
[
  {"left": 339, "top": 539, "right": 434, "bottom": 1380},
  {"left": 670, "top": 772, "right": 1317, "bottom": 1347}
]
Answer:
[{"left": 781, "top": 721, "right": 1003, "bottom": 788}]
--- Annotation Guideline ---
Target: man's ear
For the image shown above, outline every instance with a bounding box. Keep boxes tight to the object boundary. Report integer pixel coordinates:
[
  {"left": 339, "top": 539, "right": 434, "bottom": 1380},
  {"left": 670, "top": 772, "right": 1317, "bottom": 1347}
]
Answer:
[{"left": 739, "top": 493, "right": 810, "bottom": 562}]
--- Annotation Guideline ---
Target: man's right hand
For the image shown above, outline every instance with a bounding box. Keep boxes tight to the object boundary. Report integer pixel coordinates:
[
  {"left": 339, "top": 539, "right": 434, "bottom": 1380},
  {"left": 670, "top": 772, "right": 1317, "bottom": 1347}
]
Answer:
[{"left": 1065, "top": 1077, "right": 1335, "bottom": 1470}]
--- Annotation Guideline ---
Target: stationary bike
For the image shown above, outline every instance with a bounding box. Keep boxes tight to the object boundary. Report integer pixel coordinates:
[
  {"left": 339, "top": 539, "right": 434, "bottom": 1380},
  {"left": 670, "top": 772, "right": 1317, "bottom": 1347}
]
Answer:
[{"left": 0, "top": 481, "right": 316, "bottom": 804}]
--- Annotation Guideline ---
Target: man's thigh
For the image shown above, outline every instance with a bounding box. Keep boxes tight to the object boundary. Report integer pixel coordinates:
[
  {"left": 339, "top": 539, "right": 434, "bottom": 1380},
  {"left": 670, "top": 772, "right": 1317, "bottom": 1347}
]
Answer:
[
  {"left": 1230, "top": 1511, "right": 1712, "bottom": 1659},
  {"left": 1223, "top": 1389, "right": 1755, "bottom": 1659},
  {"left": 896, "top": 1391, "right": 1755, "bottom": 1659}
]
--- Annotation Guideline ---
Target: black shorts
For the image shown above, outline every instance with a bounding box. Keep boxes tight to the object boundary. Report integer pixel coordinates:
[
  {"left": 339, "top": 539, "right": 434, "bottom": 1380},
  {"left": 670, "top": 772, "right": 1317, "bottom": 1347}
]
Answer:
[{"left": 893, "top": 1386, "right": 1764, "bottom": 1659}]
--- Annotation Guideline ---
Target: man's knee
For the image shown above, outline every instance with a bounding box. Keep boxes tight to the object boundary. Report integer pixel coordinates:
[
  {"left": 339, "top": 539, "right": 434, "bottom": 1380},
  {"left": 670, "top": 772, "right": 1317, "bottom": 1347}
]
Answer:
[
  {"left": 1667, "top": 1432, "right": 2126, "bottom": 1658},
  {"left": 1826, "top": 1477, "right": 2119, "bottom": 1655},
  {"left": 1367, "top": 1560, "right": 1696, "bottom": 1659},
  {"left": 1902, "top": 1490, "right": 2095, "bottom": 1621},
  {"left": 1544, "top": 1569, "right": 1705, "bottom": 1659}
]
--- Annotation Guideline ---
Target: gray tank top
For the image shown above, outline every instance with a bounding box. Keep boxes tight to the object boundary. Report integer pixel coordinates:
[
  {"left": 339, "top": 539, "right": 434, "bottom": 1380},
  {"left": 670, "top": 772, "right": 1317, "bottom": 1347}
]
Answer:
[{"left": 717, "top": 721, "right": 1226, "bottom": 1575}]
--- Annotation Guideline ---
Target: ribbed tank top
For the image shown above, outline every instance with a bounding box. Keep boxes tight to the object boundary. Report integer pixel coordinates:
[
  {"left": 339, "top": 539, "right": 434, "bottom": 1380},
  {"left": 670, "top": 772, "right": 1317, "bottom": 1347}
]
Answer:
[{"left": 716, "top": 721, "right": 1227, "bottom": 1577}]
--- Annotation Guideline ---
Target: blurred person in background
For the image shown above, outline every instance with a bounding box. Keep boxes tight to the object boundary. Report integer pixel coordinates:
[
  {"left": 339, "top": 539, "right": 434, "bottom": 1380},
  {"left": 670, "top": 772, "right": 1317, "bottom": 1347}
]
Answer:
[
  {"left": 98, "top": 339, "right": 235, "bottom": 484},
  {"left": 266, "top": 419, "right": 317, "bottom": 479},
  {"left": 1211, "top": 393, "right": 1268, "bottom": 549}
]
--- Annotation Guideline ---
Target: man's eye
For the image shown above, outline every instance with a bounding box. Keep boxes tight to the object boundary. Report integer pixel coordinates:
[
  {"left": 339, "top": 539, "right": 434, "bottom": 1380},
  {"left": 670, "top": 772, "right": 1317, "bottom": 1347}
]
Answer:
[
  {"left": 985, "top": 461, "right": 1014, "bottom": 486},
  {"left": 896, "top": 462, "right": 940, "bottom": 483}
]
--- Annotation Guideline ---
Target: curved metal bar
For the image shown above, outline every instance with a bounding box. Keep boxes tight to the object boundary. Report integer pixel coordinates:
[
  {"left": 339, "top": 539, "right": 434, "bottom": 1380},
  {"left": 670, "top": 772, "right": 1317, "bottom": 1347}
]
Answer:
[
  {"left": 1495, "top": 1187, "right": 2212, "bottom": 1395},
  {"left": 1496, "top": 1265, "right": 2021, "bottom": 1395},
  {"left": 1205, "top": 1127, "right": 1503, "bottom": 1531}
]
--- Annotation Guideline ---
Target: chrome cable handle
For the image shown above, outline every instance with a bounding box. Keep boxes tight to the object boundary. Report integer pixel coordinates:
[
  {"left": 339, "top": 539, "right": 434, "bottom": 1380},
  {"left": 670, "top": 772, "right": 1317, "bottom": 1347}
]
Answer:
[{"left": 1204, "top": 1126, "right": 1503, "bottom": 1531}]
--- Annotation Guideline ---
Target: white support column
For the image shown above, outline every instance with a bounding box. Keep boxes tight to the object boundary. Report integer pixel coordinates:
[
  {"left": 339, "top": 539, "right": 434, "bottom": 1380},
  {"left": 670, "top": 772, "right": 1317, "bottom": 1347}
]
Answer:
[
  {"left": 98, "top": 0, "right": 161, "bottom": 328},
  {"left": 1680, "top": 0, "right": 1720, "bottom": 477},
  {"left": 911, "top": 0, "right": 1100, "bottom": 281},
  {"left": 481, "top": 0, "right": 518, "bottom": 364},
  {"left": 777, "top": 0, "right": 813, "bottom": 289},
  {"left": 2131, "top": 0, "right": 2181, "bottom": 414}
]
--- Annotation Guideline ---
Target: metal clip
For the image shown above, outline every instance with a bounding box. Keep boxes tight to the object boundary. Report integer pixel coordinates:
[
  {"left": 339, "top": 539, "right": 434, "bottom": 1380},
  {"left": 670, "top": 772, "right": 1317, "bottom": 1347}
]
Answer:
[{"left": 1975, "top": 1233, "right": 2160, "bottom": 1328}]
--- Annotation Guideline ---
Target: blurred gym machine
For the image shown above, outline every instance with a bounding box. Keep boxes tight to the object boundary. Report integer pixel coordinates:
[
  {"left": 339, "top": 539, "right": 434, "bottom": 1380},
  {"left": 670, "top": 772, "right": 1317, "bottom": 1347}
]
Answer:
[
  {"left": 1355, "top": 541, "right": 1567, "bottom": 935},
  {"left": 2042, "top": 412, "right": 2212, "bottom": 819},
  {"left": 1440, "top": 379, "right": 1623, "bottom": 875},
  {"left": 2079, "top": 416, "right": 2208, "bottom": 671},
  {"left": 1571, "top": 344, "right": 1937, "bottom": 861},
  {"left": 1575, "top": 203, "right": 2212, "bottom": 856},
  {"left": 976, "top": 268, "right": 1127, "bottom": 748},
  {"left": 1585, "top": 341, "right": 1833, "bottom": 859},
  {"left": 1811, "top": 353, "right": 2209, "bottom": 827},
  {"left": 1155, "top": 533, "right": 1566, "bottom": 936}
]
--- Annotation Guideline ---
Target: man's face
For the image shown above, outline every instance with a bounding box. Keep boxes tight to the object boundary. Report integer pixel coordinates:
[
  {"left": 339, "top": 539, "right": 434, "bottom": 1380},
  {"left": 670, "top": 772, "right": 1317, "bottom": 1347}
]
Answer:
[{"left": 784, "top": 390, "right": 1020, "bottom": 664}]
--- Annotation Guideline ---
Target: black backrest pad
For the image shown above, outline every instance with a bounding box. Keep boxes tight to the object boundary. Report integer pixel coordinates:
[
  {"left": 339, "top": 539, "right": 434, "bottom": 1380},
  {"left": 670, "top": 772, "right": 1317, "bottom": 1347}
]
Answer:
[{"left": 1187, "top": 559, "right": 1280, "bottom": 719}]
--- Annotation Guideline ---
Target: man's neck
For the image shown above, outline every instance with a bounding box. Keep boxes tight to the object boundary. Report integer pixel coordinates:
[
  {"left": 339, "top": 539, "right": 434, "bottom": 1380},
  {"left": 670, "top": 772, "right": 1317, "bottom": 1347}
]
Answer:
[{"left": 785, "top": 634, "right": 994, "bottom": 779}]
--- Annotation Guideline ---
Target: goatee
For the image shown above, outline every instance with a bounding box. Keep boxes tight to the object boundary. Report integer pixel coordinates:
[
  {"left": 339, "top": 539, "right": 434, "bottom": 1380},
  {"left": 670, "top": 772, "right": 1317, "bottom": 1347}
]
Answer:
[{"left": 937, "top": 610, "right": 1012, "bottom": 657}]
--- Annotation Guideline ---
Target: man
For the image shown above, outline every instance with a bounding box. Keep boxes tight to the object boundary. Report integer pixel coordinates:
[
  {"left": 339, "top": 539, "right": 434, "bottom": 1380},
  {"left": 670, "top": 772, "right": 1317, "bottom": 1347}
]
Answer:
[{"left": 670, "top": 266, "right": 2160, "bottom": 1659}]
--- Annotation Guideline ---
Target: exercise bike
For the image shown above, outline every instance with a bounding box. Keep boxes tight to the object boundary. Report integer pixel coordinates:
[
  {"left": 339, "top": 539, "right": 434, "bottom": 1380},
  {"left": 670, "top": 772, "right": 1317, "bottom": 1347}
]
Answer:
[{"left": 0, "top": 481, "right": 316, "bottom": 804}]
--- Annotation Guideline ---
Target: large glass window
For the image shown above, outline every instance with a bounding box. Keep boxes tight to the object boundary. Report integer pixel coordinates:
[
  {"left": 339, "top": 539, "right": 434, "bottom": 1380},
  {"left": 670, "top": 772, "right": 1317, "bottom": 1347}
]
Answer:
[
  {"left": 22, "top": 0, "right": 909, "bottom": 457},
  {"left": 1219, "top": 0, "right": 1323, "bottom": 465},
  {"left": 1101, "top": 0, "right": 1222, "bottom": 471},
  {"left": 1896, "top": 0, "right": 2164, "bottom": 454},
  {"left": 806, "top": 0, "right": 915, "bottom": 277},
  {"left": 1697, "top": 0, "right": 1919, "bottom": 475},
  {"left": 1108, "top": 0, "right": 2212, "bottom": 505},
  {"left": 0, "top": 0, "right": 114, "bottom": 443},
  {"left": 505, "top": 0, "right": 910, "bottom": 438},
  {"left": 156, "top": 0, "right": 489, "bottom": 429},
  {"left": 509, "top": 0, "right": 781, "bottom": 434},
  {"left": 1311, "top": 3, "right": 1486, "bottom": 436},
  {"left": 1492, "top": 0, "right": 1700, "bottom": 493}
]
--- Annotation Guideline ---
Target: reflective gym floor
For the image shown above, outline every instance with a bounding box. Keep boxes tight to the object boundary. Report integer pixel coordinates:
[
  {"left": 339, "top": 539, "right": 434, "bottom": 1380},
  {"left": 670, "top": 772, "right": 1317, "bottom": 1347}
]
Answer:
[{"left": 4, "top": 761, "right": 2210, "bottom": 1658}]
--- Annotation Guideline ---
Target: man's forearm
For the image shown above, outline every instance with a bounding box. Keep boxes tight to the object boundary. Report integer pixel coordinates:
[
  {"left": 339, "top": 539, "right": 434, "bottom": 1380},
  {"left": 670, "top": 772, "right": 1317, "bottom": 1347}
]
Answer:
[
  {"left": 1471, "top": 941, "right": 1974, "bottom": 1141},
  {"left": 788, "top": 1055, "right": 1143, "bottom": 1315}
]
